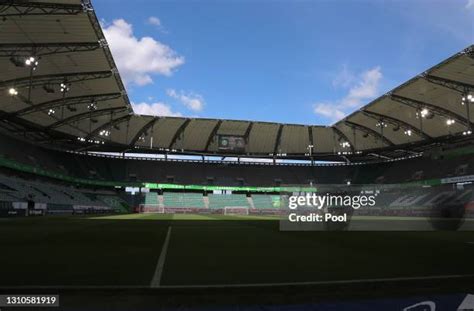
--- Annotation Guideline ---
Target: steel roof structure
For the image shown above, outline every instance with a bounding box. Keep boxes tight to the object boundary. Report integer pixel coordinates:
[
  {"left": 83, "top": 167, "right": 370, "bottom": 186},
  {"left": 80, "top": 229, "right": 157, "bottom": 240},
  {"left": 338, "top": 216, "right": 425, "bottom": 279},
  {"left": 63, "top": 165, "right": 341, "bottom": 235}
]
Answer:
[{"left": 1, "top": 0, "right": 473, "bottom": 161}]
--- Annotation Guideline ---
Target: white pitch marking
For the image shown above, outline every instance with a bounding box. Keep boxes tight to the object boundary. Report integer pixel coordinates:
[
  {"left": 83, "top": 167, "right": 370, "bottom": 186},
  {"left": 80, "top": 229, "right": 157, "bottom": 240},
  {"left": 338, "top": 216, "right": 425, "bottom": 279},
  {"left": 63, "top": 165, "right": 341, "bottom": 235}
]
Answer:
[
  {"left": 150, "top": 226, "right": 172, "bottom": 288},
  {"left": 155, "top": 273, "right": 474, "bottom": 289},
  {"left": 14, "top": 273, "right": 474, "bottom": 290}
]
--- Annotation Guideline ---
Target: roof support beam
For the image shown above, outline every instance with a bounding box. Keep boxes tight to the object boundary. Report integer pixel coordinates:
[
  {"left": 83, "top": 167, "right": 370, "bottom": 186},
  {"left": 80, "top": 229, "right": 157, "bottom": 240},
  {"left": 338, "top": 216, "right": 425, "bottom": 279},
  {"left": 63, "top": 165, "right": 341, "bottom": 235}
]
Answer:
[
  {"left": 423, "top": 74, "right": 474, "bottom": 93},
  {"left": 332, "top": 126, "right": 355, "bottom": 152},
  {"left": 0, "top": 70, "right": 113, "bottom": 89},
  {"left": 308, "top": 126, "right": 313, "bottom": 147},
  {"left": 169, "top": 119, "right": 191, "bottom": 149},
  {"left": 244, "top": 122, "right": 253, "bottom": 142},
  {"left": 390, "top": 94, "right": 472, "bottom": 127},
  {"left": 46, "top": 107, "right": 127, "bottom": 129},
  {"left": 128, "top": 118, "right": 158, "bottom": 149},
  {"left": 273, "top": 124, "right": 284, "bottom": 155},
  {"left": 0, "top": 42, "right": 101, "bottom": 57},
  {"left": 344, "top": 120, "right": 395, "bottom": 146},
  {"left": 204, "top": 120, "right": 222, "bottom": 152},
  {"left": 361, "top": 110, "right": 432, "bottom": 140},
  {"left": 13, "top": 93, "right": 122, "bottom": 116},
  {"left": 0, "top": 2, "right": 85, "bottom": 17}
]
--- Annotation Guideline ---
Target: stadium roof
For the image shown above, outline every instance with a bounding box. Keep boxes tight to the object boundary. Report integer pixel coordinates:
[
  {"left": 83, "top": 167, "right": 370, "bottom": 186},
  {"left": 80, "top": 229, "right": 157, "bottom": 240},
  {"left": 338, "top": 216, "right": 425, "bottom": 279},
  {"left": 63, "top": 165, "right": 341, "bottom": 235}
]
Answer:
[{"left": 1, "top": 0, "right": 473, "bottom": 161}]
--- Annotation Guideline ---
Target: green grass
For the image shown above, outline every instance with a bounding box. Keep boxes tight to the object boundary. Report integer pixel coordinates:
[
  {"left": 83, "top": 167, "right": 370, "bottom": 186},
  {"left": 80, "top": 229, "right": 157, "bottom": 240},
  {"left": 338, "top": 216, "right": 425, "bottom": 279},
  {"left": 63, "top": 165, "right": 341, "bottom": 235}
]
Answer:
[{"left": 1, "top": 213, "right": 474, "bottom": 287}]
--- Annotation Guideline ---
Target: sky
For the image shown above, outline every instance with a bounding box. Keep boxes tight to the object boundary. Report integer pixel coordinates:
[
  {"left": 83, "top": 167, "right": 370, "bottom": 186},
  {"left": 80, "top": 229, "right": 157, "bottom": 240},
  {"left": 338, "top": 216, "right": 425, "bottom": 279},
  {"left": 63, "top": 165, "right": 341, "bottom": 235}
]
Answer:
[{"left": 93, "top": 0, "right": 474, "bottom": 126}]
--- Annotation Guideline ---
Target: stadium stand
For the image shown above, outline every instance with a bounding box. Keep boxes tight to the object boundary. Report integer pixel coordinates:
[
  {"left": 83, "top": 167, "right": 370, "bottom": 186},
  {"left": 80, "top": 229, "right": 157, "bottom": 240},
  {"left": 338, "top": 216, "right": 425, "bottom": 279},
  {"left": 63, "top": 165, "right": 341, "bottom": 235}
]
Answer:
[
  {"left": 163, "top": 192, "right": 205, "bottom": 209},
  {"left": 208, "top": 194, "right": 250, "bottom": 209},
  {"left": 0, "top": 170, "right": 127, "bottom": 215},
  {"left": 251, "top": 194, "right": 281, "bottom": 209}
]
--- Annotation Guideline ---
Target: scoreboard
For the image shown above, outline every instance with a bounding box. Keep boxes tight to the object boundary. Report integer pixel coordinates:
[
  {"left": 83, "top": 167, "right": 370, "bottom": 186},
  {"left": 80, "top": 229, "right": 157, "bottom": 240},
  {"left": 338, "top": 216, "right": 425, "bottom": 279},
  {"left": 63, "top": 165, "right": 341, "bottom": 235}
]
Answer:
[{"left": 218, "top": 135, "right": 246, "bottom": 152}]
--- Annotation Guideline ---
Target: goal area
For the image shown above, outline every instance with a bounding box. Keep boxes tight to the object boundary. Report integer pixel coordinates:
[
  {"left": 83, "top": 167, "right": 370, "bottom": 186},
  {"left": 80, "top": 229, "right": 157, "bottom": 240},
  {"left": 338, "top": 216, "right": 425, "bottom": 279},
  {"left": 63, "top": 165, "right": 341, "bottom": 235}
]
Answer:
[
  {"left": 224, "top": 206, "right": 249, "bottom": 216},
  {"left": 138, "top": 204, "right": 164, "bottom": 214}
]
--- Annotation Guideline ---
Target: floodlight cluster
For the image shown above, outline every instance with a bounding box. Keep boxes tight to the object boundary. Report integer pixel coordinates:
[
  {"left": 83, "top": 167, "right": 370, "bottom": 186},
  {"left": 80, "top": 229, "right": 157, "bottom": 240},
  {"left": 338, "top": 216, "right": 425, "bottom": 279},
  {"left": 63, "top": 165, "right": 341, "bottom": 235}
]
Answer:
[
  {"left": 337, "top": 150, "right": 362, "bottom": 156},
  {"left": 24, "top": 56, "right": 39, "bottom": 68},
  {"left": 8, "top": 87, "right": 18, "bottom": 96},
  {"left": 60, "top": 82, "right": 70, "bottom": 93},
  {"left": 87, "top": 102, "right": 98, "bottom": 110},
  {"left": 99, "top": 130, "right": 110, "bottom": 137},
  {"left": 461, "top": 94, "right": 473, "bottom": 105},
  {"left": 340, "top": 141, "right": 351, "bottom": 148}
]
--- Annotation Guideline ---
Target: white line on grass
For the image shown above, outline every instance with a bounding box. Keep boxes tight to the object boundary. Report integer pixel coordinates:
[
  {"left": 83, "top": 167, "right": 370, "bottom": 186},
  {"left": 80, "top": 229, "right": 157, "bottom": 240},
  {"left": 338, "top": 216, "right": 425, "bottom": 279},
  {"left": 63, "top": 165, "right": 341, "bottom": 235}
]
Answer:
[
  {"left": 156, "top": 273, "right": 474, "bottom": 289},
  {"left": 7, "top": 273, "right": 474, "bottom": 290},
  {"left": 150, "top": 226, "right": 172, "bottom": 288}
]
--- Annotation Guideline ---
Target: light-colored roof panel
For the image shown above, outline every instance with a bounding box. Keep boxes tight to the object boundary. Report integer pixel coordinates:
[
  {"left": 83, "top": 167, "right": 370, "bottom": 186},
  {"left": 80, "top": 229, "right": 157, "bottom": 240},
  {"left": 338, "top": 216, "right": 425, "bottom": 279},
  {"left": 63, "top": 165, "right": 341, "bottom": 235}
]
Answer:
[
  {"left": 248, "top": 123, "right": 279, "bottom": 154},
  {"left": 151, "top": 118, "right": 187, "bottom": 149},
  {"left": 335, "top": 123, "right": 387, "bottom": 150},
  {"left": 279, "top": 125, "right": 309, "bottom": 154},
  {"left": 312, "top": 127, "right": 334, "bottom": 153},
  {"left": 429, "top": 54, "right": 474, "bottom": 86},
  {"left": 174, "top": 119, "right": 218, "bottom": 151},
  {"left": 347, "top": 112, "right": 419, "bottom": 145},
  {"left": 217, "top": 120, "right": 250, "bottom": 135},
  {"left": 0, "top": 14, "right": 97, "bottom": 43}
]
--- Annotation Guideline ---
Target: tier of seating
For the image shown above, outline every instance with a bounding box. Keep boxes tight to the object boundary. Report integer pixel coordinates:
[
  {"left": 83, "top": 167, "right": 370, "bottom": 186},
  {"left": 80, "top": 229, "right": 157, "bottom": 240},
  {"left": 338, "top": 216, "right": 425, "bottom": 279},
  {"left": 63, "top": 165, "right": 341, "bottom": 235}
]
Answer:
[
  {"left": 144, "top": 192, "right": 160, "bottom": 206},
  {"left": 208, "top": 194, "right": 250, "bottom": 209},
  {"left": 0, "top": 173, "right": 126, "bottom": 213},
  {"left": 163, "top": 192, "right": 205, "bottom": 208},
  {"left": 252, "top": 195, "right": 281, "bottom": 209}
]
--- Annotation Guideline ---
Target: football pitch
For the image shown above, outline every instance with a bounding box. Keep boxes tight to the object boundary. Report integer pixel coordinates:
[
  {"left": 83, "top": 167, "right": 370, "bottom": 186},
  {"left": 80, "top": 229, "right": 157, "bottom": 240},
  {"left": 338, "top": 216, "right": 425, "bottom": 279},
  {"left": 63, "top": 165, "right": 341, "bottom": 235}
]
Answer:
[{"left": 2, "top": 213, "right": 474, "bottom": 289}]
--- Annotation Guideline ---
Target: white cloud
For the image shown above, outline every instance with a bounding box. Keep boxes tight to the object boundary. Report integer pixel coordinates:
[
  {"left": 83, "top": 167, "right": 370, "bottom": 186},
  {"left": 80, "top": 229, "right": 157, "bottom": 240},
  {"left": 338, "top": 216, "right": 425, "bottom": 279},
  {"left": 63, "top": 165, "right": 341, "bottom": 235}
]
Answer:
[
  {"left": 341, "top": 67, "right": 382, "bottom": 107},
  {"left": 166, "top": 89, "right": 205, "bottom": 112},
  {"left": 313, "top": 103, "right": 346, "bottom": 121},
  {"left": 313, "top": 66, "right": 383, "bottom": 123},
  {"left": 466, "top": 0, "right": 474, "bottom": 9},
  {"left": 102, "top": 19, "right": 184, "bottom": 86},
  {"left": 132, "top": 102, "right": 182, "bottom": 117},
  {"left": 147, "top": 16, "right": 161, "bottom": 27},
  {"left": 332, "top": 65, "right": 355, "bottom": 89}
]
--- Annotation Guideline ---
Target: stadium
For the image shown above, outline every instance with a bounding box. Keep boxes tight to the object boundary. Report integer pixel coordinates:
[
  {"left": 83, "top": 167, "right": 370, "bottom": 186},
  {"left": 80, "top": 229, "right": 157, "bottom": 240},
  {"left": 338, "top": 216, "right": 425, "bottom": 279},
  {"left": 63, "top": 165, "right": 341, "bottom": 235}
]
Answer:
[{"left": 1, "top": 0, "right": 474, "bottom": 310}]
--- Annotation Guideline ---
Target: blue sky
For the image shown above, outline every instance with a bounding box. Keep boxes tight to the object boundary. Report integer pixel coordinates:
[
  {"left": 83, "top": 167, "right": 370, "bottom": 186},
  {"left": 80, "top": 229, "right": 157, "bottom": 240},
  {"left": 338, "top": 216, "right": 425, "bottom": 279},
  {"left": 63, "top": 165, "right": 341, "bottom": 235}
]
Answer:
[{"left": 94, "top": 0, "right": 474, "bottom": 125}]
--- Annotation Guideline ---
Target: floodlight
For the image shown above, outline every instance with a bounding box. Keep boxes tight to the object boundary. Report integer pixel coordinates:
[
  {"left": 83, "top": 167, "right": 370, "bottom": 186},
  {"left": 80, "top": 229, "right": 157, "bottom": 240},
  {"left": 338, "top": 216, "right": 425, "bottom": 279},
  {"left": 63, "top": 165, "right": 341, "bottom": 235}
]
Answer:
[{"left": 8, "top": 87, "right": 18, "bottom": 96}]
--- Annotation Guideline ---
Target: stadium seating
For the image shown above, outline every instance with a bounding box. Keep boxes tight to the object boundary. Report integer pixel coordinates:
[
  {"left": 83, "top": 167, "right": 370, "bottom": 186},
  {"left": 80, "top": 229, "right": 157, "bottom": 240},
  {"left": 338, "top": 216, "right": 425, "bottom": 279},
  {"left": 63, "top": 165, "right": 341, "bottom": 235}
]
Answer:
[
  {"left": 208, "top": 194, "right": 250, "bottom": 209},
  {"left": 144, "top": 192, "right": 160, "bottom": 206},
  {"left": 251, "top": 194, "right": 281, "bottom": 209},
  {"left": 0, "top": 173, "right": 125, "bottom": 214},
  {"left": 163, "top": 192, "right": 205, "bottom": 208}
]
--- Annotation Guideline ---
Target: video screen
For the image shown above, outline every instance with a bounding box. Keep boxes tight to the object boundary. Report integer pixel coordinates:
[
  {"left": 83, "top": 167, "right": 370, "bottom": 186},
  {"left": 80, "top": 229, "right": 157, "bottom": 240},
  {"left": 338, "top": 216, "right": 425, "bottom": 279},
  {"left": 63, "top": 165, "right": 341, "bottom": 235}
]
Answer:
[{"left": 0, "top": 0, "right": 474, "bottom": 310}]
